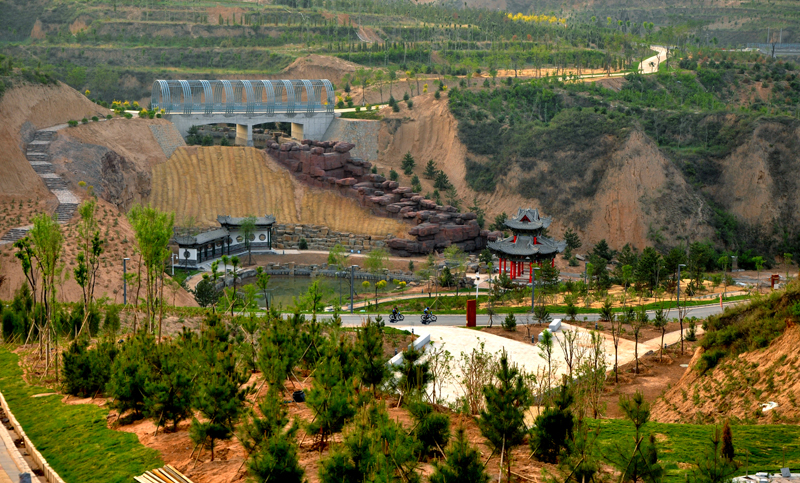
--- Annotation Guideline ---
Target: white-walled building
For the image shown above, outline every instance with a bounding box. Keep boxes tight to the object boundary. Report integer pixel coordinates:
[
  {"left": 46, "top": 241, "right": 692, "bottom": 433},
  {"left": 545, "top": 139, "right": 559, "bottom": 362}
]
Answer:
[{"left": 173, "top": 215, "right": 275, "bottom": 268}]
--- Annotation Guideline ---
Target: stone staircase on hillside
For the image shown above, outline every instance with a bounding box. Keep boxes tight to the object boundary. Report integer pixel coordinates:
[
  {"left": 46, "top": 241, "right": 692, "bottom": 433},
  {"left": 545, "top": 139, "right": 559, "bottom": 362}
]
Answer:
[{"left": 0, "top": 128, "right": 81, "bottom": 244}]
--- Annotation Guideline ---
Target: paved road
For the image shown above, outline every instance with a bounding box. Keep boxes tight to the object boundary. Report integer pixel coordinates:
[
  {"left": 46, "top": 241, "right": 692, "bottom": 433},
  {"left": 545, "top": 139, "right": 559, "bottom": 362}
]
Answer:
[{"left": 311, "top": 300, "right": 743, "bottom": 327}]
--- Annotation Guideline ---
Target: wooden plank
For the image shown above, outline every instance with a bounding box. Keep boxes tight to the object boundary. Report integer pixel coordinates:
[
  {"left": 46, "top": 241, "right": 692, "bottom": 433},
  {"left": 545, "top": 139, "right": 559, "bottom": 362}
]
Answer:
[
  {"left": 152, "top": 468, "right": 180, "bottom": 483},
  {"left": 165, "top": 465, "right": 195, "bottom": 483}
]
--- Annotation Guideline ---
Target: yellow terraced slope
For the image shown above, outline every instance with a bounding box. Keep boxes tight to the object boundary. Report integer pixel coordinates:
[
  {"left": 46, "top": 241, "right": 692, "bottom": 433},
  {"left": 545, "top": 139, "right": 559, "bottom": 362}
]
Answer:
[{"left": 150, "top": 146, "right": 408, "bottom": 237}]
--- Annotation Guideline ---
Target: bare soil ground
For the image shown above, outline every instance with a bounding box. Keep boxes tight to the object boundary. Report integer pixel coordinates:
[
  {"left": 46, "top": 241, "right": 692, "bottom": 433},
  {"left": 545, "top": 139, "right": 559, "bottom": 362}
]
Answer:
[
  {"left": 149, "top": 146, "right": 409, "bottom": 237},
  {"left": 652, "top": 324, "right": 800, "bottom": 425},
  {"left": 0, "top": 81, "right": 105, "bottom": 199},
  {"left": 0, "top": 196, "right": 196, "bottom": 306}
]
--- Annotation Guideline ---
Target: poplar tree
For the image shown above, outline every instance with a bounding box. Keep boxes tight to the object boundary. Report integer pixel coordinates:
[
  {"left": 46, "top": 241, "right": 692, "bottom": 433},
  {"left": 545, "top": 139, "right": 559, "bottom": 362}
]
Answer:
[
  {"left": 74, "top": 199, "right": 104, "bottom": 336},
  {"left": 128, "top": 204, "right": 174, "bottom": 340},
  {"left": 27, "top": 213, "right": 64, "bottom": 378}
]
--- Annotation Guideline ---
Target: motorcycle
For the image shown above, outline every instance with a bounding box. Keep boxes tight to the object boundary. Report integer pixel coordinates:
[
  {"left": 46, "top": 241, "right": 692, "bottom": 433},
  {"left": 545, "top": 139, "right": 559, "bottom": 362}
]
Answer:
[
  {"left": 389, "top": 313, "right": 405, "bottom": 323},
  {"left": 420, "top": 313, "right": 437, "bottom": 325}
]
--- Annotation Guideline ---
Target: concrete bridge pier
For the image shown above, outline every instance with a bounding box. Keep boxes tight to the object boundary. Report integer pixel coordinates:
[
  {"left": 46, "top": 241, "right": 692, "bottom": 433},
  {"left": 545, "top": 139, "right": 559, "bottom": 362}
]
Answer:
[
  {"left": 164, "top": 113, "right": 335, "bottom": 146},
  {"left": 235, "top": 124, "right": 253, "bottom": 147}
]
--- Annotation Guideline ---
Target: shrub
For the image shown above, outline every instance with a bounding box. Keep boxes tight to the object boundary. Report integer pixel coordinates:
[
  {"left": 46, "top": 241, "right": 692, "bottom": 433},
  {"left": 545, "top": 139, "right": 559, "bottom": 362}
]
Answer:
[
  {"left": 389, "top": 169, "right": 399, "bottom": 181},
  {"left": 91, "top": 116, "right": 99, "bottom": 122},
  {"left": 124, "top": 113, "right": 133, "bottom": 119},
  {"left": 406, "top": 100, "right": 414, "bottom": 109},
  {"left": 403, "top": 92, "right": 410, "bottom": 101},
  {"left": 698, "top": 348, "right": 727, "bottom": 374},
  {"left": 336, "top": 100, "right": 345, "bottom": 109},
  {"left": 68, "top": 120, "right": 78, "bottom": 127},
  {"left": 392, "top": 103, "right": 400, "bottom": 112},
  {"left": 156, "top": 113, "right": 161, "bottom": 118},
  {"left": 502, "top": 313, "right": 517, "bottom": 331},
  {"left": 105, "top": 114, "right": 112, "bottom": 120},
  {"left": 434, "top": 90, "right": 441, "bottom": 100},
  {"left": 81, "top": 118, "right": 88, "bottom": 124},
  {"left": 298, "top": 238, "right": 308, "bottom": 250}
]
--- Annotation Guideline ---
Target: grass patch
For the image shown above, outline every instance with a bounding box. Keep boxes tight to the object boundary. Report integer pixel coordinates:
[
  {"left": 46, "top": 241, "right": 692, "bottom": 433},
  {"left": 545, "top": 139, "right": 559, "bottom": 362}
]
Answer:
[
  {"left": 592, "top": 419, "right": 800, "bottom": 481},
  {"left": 339, "top": 111, "right": 382, "bottom": 120},
  {"left": 363, "top": 294, "right": 750, "bottom": 315},
  {"left": 0, "top": 349, "right": 162, "bottom": 483}
]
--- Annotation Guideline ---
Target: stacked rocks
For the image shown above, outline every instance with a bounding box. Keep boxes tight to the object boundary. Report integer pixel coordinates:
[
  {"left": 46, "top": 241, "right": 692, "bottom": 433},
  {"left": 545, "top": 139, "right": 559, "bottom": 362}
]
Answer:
[
  {"left": 272, "top": 224, "right": 387, "bottom": 251},
  {"left": 264, "top": 141, "right": 492, "bottom": 256},
  {"left": 265, "top": 140, "right": 372, "bottom": 189}
]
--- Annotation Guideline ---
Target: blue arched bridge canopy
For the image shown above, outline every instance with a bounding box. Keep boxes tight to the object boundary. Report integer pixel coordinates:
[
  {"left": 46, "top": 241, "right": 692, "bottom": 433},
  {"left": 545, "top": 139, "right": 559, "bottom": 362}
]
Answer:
[{"left": 151, "top": 79, "right": 334, "bottom": 116}]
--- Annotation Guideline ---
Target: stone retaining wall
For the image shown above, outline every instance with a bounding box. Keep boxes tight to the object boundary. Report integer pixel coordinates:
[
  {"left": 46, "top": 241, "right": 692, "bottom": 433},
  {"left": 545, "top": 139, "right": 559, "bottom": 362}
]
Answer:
[{"left": 272, "top": 223, "right": 388, "bottom": 251}]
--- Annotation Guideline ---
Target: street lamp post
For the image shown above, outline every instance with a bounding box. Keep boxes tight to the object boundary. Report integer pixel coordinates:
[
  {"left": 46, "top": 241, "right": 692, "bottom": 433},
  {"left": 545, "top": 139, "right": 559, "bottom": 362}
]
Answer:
[
  {"left": 530, "top": 266, "right": 540, "bottom": 313},
  {"left": 171, "top": 253, "right": 176, "bottom": 276},
  {"left": 350, "top": 265, "right": 358, "bottom": 314},
  {"left": 678, "top": 263, "right": 686, "bottom": 354},
  {"left": 123, "top": 257, "right": 130, "bottom": 305}
]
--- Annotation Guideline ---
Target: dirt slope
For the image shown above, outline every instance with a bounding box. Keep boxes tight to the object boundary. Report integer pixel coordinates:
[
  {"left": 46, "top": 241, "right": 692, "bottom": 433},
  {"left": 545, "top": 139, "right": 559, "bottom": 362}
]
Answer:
[
  {"left": 278, "top": 54, "right": 359, "bottom": 86},
  {"left": 374, "top": 92, "right": 711, "bottom": 248},
  {"left": 49, "top": 118, "right": 181, "bottom": 210},
  {"left": 0, "top": 81, "right": 105, "bottom": 200},
  {"left": 652, "top": 324, "right": 800, "bottom": 425},
  {"left": 0, "top": 197, "right": 196, "bottom": 306},
  {"left": 148, "top": 146, "right": 408, "bottom": 237}
]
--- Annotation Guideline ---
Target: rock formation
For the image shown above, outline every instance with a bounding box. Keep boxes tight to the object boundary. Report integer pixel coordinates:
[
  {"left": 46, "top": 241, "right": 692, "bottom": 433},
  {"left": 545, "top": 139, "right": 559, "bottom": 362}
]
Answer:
[{"left": 265, "top": 140, "right": 491, "bottom": 255}]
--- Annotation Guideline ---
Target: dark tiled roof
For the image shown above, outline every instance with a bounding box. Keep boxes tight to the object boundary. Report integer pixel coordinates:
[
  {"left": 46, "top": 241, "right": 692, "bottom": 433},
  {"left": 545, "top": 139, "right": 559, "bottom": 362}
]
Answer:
[
  {"left": 217, "top": 215, "right": 276, "bottom": 226},
  {"left": 487, "top": 234, "right": 566, "bottom": 258},
  {"left": 504, "top": 208, "right": 552, "bottom": 231},
  {"left": 174, "top": 228, "right": 229, "bottom": 246}
]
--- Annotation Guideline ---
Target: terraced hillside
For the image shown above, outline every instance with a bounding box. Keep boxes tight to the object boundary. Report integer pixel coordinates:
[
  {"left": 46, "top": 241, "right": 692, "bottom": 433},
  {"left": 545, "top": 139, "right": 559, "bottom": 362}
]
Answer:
[{"left": 149, "top": 146, "right": 408, "bottom": 237}]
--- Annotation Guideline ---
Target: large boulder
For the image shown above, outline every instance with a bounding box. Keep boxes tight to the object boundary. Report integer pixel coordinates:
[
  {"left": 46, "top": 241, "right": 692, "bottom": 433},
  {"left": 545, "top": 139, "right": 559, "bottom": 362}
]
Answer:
[{"left": 334, "top": 142, "right": 356, "bottom": 153}]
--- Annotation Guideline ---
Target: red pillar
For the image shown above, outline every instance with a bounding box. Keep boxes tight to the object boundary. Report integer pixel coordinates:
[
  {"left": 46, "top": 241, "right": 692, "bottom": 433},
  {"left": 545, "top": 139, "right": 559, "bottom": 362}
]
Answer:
[
  {"left": 529, "top": 262, "right": 533, "bottom": 283},
  {"left": 551, "top": 258, "right": 555, "bottom": 268},
  {"left": 511, "top": 261, "right": 516, "bottom": 279}
]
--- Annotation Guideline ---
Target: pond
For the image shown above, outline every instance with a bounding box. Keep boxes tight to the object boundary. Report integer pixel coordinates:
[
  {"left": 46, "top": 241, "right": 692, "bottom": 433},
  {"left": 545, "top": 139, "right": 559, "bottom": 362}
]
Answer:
[{"left": 241, "top": 275, "right": 402, "bottom": 310}]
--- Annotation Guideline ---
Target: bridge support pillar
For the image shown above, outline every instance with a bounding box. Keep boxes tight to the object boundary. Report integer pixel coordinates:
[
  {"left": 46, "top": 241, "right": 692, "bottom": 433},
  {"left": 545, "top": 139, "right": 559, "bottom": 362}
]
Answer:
[
  {"left": 291, "top": 122, "right": 304, "bottom": 140},
  {"left": 235, "top": 124, "right": 253, "bottom": 147}
]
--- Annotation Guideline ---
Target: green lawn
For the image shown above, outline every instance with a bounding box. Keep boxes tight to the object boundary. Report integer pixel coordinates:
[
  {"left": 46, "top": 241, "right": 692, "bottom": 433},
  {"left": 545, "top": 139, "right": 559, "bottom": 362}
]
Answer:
[
  {"left": 0, "top": 349, "right": 162, "bottom": 483},
  {"left": 593, "top": 419, "right": 800, "bottom": 481}
]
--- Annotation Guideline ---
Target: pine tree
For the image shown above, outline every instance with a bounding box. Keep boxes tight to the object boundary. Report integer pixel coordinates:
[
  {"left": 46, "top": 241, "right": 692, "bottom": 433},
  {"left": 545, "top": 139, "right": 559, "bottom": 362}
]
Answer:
[
  {"left": 107, "top": 333, "right": 158, "bottom": 417},
  {"left": 478, "top": 349, "right": 532, "bottom": 482},
  {"left": 691, "top": 425, "right": 738, "bottom": 483},
  {"left": 245, "top": 388, "right": 304, "bottom": 483},
  {"left": 401, "top": 152, "right": 416, "bottom": 175},
  {"left": 143, "top": 341, "right": 194, "bottom": 433},
  {"left": 721, "top": 420, "right": 734, "bottom": 462},
  {"left": 355, "top": 318, "right": 389, "bottom": 394},
  {"left": 319, "top": 403, "right": 420, "bottom": 483},
  {"left": 190, "top": 314, "right": 248, "bottom": 461},
  {"left": 530, "top": 379, "right": 574, "bottom": 463},
  {"left": 430, "top": 427, "right": 490, "bottom": 483},
  {"left": 306, "top": 349, "right": 356, "bottom": 448},
  {"left": 398, "top": 345, "right": 432, "bottom": 397},
  {"left": 424, "top": 159, "right": 438, "bottom": 179},
  {"left": 409, "top": 399, "right": 450, "bottom": 456},
  {"left": 607, "top": 391, "right": 663, "bottom": 483}
]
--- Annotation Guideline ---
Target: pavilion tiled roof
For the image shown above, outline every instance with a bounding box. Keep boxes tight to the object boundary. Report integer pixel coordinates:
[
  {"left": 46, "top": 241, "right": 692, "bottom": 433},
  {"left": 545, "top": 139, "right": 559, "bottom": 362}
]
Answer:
[
  {"left": 217, "top": 215, "right": 276, "bottom": 226},
  {"left": 487, "top": 234, "right": 566, "bottom": 258},
  {"left": 503, "top": 208, "right": 552, "bottom": 231},
  {"left": 173, "top": 228, "right": 229, "bottom": 246}
]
